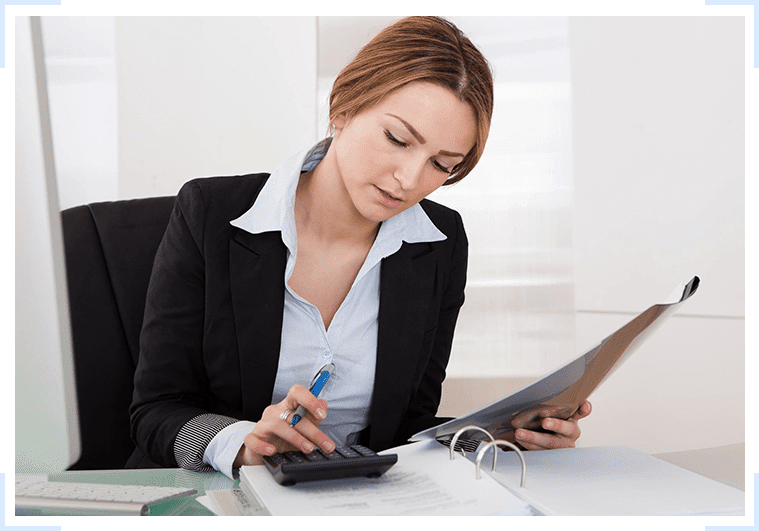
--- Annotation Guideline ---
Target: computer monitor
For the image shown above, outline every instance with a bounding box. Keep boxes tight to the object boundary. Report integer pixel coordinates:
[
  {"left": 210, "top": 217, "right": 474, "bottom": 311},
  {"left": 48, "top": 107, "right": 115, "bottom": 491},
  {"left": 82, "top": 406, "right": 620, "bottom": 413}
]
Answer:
[{"left": 15, "top": 15, "right": 81, "bottom": 474}]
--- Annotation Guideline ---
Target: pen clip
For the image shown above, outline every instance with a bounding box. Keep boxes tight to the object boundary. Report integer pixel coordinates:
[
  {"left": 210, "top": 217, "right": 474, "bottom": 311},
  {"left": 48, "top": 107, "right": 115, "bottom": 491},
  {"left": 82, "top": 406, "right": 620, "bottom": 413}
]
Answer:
[{"left": 309, "top": 363, "right": 335, "bottom": 390}]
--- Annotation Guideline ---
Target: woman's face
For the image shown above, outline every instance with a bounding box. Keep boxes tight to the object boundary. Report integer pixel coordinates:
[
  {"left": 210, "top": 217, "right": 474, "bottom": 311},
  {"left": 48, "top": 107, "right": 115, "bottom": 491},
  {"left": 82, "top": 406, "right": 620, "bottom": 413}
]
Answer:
[{"left": 330, "top": 81, "right": 478, "bottom": 224}]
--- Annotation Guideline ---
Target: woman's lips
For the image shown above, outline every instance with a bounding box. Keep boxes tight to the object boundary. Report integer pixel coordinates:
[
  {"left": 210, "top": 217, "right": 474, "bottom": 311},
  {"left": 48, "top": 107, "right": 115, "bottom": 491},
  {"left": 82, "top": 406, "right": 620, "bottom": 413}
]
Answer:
[{"left": 375, "top": 186, "right": 403, "bottom": 208}]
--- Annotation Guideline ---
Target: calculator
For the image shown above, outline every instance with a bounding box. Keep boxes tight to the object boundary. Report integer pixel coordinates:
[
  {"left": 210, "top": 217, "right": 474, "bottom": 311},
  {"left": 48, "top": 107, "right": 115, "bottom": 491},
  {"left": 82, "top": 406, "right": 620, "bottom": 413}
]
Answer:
[{"left": 262, "top": 445, "right": 398, "bottom": 486}]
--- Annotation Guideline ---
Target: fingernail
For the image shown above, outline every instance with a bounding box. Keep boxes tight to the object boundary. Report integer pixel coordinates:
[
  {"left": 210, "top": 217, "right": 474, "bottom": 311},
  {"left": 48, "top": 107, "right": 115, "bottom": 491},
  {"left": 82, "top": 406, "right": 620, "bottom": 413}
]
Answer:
[
  {"left": 544, "top": 420, "right": 554, "bottom": 430},
  {"left": 515, "top": 429, "right": 526, "bottom": 439},
  {"left": 316, "top": 408, "right": 326, "bottom": 419},
  {"left": 324, "top": 440, "right": 335, "bottom": 453},
  {"left": 302, "top": 441, "right": 314, "bottom": 453},
  {"left": 265, "top": 446, "right": 276, "bottom": 456}
]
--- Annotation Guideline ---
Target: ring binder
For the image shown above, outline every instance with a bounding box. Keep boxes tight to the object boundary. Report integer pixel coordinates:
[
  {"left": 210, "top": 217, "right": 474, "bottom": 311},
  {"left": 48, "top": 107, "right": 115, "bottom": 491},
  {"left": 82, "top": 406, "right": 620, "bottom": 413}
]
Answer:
[
  {"left": 475, "top": 440, "right": 526, "bottom": 488},
  {"left": 450, "top": 426, "right": 527, "bottom": 488},
  {"left": 449, "top": 425, "right": 494, "bottom": 460}
]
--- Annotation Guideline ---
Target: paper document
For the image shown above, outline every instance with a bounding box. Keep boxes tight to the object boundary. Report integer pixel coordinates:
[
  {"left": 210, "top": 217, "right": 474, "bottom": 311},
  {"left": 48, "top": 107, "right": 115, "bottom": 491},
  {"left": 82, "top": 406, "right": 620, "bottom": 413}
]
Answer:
[
  {"left": 414, "top": 277, "right": 700, "bottom": 443},
  {"left": 240, "top": 439, "right": 533, "bottom": 516},
  {"left": 478, "top": 445, "right": 744, "bottom": 516},
  {"left": 199, "top": 489, "right": 269, "bottom": 516}
]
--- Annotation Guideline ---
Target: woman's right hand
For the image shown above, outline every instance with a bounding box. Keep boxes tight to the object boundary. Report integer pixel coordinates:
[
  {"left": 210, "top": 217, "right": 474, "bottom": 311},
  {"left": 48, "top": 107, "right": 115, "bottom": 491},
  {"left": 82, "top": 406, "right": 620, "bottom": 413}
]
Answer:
[{"left": 233, "top": 384, "right": 336, "bottom": 466}]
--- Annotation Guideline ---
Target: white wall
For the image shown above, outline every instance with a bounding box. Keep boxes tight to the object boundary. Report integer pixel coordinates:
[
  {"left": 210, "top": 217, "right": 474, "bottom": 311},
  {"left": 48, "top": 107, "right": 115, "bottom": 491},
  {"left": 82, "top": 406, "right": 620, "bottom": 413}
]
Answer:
[
  {"left": 42, "top": 16, "right": 319, "bottom": 203},
  {"left": 115, "top": 17, "right": 318, "bottom": 199},
  {"left": 568, "top": 17, "right": 744, "bottom": 453}
]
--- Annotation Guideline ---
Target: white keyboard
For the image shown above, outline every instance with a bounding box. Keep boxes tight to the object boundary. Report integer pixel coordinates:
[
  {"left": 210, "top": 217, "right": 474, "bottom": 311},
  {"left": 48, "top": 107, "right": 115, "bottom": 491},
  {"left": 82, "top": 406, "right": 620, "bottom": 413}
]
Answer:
[{"left": 15, "top": 478, "right": 197, "bottom": 516}]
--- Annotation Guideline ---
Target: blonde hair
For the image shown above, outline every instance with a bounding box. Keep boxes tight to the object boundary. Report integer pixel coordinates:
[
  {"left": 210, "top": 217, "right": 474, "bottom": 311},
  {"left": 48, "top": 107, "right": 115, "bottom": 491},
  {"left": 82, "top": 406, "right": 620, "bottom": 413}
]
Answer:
[{"left": 329, "top": 17, "right": 494, "bottom": 184}]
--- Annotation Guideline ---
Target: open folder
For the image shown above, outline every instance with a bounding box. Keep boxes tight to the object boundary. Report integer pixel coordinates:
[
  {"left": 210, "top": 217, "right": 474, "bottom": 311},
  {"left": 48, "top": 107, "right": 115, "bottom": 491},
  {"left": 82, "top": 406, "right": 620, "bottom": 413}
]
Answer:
[{"left": 413, "top": 276, "right": 701, "bottom": 444}]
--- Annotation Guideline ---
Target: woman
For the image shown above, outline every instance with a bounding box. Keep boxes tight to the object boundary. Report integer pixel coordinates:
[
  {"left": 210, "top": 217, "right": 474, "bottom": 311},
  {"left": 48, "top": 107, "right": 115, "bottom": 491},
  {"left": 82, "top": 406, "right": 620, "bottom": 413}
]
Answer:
[{"left": 129, "top": 16, "right": 590, "bottom": 479}]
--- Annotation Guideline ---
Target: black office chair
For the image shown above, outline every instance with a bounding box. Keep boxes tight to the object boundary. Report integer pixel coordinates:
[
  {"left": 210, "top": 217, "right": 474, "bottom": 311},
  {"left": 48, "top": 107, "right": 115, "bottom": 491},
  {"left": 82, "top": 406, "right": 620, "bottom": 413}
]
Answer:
[{"left": 61, "top": 196, "right": 175, "bottom": 470}]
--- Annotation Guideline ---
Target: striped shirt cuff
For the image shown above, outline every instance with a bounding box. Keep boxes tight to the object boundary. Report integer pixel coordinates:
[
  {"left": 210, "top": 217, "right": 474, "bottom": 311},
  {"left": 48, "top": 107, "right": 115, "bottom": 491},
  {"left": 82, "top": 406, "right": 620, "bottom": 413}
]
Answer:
[
  {"left": 174, "top": 413, "right": 239, "bottom": 472},
  {"left": 204, "top": 420, "right": 257, "bottom": 479}
]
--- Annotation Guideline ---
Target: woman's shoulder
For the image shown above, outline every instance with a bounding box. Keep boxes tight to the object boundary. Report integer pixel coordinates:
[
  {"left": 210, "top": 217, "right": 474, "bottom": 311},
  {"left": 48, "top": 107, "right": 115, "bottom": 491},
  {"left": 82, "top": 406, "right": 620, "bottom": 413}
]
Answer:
[
  {"left": 418, "top": 197, "right": 464, "bottom": 234},
  {"left": 174, "top": 173, "right": 272, "bottom": 226},
  {"left": 179, "top": 173, "right": 271, "bottom": 200}
]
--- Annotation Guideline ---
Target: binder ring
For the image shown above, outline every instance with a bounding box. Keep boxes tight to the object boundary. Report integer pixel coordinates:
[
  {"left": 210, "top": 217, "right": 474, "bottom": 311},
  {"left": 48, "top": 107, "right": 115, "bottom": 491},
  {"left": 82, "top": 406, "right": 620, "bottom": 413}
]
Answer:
[
  {"left": 450, "top": 425, "right": 495, "bottom": 462},
  {"left": 449, "top": 425, "right": 495, "bottom": 460},
  {"left": 475, "top": 440, "right": 527, "bottom": 488}
]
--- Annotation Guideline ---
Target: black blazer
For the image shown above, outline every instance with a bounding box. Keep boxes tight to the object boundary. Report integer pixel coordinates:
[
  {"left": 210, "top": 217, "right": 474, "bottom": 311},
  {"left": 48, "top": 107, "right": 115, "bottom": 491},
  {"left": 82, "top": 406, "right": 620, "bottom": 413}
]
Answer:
[{"left": 128, "top": 173, "right": 467, "bottom": 468}]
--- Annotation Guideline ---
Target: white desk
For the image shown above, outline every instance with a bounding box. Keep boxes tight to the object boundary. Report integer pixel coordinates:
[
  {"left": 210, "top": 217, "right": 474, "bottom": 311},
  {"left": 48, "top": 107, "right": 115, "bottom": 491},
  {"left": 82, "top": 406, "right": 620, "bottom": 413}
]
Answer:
[
  {"left": 654, "top": 442, "right": 745, "bottom": 491},
  {"left": 16, "top": 442, "right": 745, "bottom": 516}
]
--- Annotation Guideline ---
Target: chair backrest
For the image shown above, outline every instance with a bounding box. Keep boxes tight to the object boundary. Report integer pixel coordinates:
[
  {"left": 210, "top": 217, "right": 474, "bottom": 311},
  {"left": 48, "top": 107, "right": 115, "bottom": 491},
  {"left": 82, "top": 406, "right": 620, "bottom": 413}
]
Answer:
[{"left": 61, "top": 196, "right": 175, "bottom": 470}]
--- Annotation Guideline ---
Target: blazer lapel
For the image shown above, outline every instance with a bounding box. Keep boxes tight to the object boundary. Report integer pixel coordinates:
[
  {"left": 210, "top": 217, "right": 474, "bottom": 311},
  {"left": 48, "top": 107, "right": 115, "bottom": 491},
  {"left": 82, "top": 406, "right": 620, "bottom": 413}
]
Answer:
[
  {"left": 229, "top": 229, "right": 287, "bottom": 420},
  {"left": 372, "top": 241, "right": 439, "bottom": 448}
]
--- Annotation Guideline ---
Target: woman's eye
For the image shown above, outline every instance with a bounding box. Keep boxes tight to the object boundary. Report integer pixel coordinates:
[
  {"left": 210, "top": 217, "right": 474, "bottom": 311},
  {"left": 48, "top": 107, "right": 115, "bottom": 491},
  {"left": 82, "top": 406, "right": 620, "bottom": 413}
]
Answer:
[
  {"left": 432, "top": 160, "right": 451, "bottom": 174},
  {"left": 384, "top": 130, "right": 408, "bottom": 148},
  {"left": 385, "top": 129, "right": 452, "bottom": 174}
]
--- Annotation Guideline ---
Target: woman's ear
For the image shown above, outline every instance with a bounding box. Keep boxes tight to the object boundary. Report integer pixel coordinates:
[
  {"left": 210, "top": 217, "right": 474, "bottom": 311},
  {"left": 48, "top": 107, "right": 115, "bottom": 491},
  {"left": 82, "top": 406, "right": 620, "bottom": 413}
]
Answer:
[{"left": 331, "top": 115, "right": 348, "bottom": 132}]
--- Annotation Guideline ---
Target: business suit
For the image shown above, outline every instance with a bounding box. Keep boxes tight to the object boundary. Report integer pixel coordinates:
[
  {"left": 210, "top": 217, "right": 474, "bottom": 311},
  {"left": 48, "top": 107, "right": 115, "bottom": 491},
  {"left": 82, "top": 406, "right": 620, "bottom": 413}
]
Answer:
[{"left": 128, "top": 171, "right": 467, "bottom": 469}]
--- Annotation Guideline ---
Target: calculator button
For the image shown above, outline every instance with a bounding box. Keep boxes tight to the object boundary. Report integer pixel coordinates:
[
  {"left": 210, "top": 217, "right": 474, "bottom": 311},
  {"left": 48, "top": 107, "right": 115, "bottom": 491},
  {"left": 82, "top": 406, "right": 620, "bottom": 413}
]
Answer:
[
  {"left": 267, "top": 454, "right": 288, "bottom": 465},
  {"left": 283, "top": 451, "right": 305, "bottom": 463},
  {"left": 352, "top": 445, "right": 376, "bottom": 457},
  {"left": 336, "top": 447, "right": 360, "bottom": 458},
  {"left": 304, "top": 450, "right": 326, "bottom": 461}
]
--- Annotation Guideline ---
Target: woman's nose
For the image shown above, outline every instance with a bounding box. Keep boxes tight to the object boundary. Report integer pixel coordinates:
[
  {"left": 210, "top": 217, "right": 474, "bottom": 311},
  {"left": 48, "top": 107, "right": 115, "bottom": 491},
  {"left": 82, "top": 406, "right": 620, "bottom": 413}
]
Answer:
[{"left": 394, "top": 156, "right": 425, "bottom": 191}]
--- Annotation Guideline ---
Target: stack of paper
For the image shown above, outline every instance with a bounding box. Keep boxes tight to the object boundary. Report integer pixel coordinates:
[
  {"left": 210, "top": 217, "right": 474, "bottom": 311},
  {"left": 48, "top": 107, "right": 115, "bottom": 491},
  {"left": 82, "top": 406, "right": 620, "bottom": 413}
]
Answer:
[{"left": 239, "top": 439, "right": 534, "bottom": 516}]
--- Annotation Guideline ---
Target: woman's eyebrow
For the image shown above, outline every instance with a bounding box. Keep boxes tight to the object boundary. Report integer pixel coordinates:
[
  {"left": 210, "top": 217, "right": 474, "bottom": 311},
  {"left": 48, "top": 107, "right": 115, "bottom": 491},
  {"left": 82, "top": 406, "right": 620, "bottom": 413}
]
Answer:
[{"left": 386, "top": 113, "right": 465, "bottom": 158}]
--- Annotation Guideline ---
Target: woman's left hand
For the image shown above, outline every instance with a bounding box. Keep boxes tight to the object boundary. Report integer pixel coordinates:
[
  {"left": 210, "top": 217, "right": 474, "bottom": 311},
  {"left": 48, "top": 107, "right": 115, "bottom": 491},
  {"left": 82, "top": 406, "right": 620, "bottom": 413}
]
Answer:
[{"left": 512, "top": 400, "right": 592, "bottom": 450}]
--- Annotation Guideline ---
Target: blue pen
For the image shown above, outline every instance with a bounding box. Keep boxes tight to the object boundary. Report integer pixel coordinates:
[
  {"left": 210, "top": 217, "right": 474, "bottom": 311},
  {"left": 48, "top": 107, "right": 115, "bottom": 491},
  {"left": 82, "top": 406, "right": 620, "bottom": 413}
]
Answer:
[{"left": 290, "top": 363, "right": 334, "bottom": 427}]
